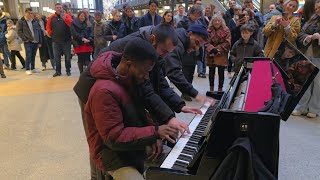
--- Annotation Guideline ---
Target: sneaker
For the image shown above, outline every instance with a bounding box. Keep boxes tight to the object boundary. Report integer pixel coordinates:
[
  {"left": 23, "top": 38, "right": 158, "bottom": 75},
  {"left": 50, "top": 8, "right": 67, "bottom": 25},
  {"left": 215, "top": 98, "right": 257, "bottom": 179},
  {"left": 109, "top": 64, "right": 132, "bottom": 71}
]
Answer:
[
  {"left": 228, "top": 72, "right": 233, "bottom": 79},
  {"left": 181, "top": 94, "right": 192, "bottom": 102},
  {"left": 307, "top": 112, "right": 317, "bottom": 118},
  {"left": 198, "top": 74, "right": 206, "bottom": 78},
  {"left": 42, "top": 65, "right": 46, "bottom": 71},
  {"left": 26, "top": 70, "right": 32, "bottom": 75},
  {"left": 291, "top": 110, "right": 302, "bottom": 116},
  {"left": 66, "top": 72, "right": 71, "bottom": 76},
  {"left": 53, "top": 72, "right": 61, "bottom": 77},
  {"left": 21, "top": 66, "right": 25, "bottom": 69},
  {"left": 31, "top": 69, "right": 40, "bottom": 73},
  {"left": 1, "top": 74, "right": 6, "bottom": 78}
]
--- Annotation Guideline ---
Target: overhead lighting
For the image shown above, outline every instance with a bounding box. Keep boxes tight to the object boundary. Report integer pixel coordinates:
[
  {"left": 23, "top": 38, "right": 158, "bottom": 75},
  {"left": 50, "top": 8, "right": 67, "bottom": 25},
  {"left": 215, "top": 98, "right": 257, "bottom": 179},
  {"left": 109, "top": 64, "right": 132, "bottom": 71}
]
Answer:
[
  {"left": 159, "top": 10, "right": 163, "bottom": 13},
  {"left": 134, "top": 10, "right": 138, "bottom": 14},
  {"left": 30, "top": 2, "right": 40, "bottom": 7},
  {"left": 0, "top": 2, "right": 3, "bottom": 6},
  {"left": 164, "top": 6, "right": 170, "bottom": 10}
]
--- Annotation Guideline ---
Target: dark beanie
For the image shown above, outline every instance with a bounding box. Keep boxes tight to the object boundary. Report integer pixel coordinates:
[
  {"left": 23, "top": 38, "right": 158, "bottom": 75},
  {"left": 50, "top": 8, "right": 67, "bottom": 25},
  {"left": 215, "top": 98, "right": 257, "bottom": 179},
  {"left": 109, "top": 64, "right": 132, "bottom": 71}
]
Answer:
[{"left": 187, "top": 24, "right": 208, "bottom": 39}]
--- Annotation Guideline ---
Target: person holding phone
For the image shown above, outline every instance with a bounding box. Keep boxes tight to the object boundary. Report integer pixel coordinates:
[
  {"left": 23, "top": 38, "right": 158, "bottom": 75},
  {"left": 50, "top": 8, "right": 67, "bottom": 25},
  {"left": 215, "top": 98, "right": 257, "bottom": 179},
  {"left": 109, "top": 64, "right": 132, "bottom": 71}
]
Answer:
[{"left": 263, "top": 0, "right": 301, "bottom": 58}]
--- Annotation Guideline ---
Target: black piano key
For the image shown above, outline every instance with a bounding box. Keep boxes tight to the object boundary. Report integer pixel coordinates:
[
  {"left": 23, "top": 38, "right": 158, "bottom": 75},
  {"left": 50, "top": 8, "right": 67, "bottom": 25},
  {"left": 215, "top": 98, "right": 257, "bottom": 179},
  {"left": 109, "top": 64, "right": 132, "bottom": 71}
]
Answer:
[
  {"left": 178, "top": 154, "right": 193, "bottom": 162},
  {"left": 173, "top": 160, "right": 188, "bottom": 168},
  {"left": 190, "top": 136, "right": 201, "bottom": 142},
  {"left": 186, "top": 141, "right": 198, "bottom": 147},
  {"left": 181, "top": 147, "right": 196, "bottom": 156}
]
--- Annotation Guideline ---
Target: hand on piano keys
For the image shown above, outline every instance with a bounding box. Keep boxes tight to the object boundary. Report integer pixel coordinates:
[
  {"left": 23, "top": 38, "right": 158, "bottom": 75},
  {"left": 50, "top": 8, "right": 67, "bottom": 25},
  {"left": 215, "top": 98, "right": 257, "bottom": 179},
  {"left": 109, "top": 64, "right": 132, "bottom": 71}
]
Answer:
[
  {"left": 181, "top": 106, "right": 203, "bottom": 115},
  {"left": 158, "top": 124, "right": 179, "bottom": 143},
  {"left": 168, "top": 117, "right": 191, "bottom": 138},
  {"left": 194, "top": 94, "right": 216, "bottom": 106}
]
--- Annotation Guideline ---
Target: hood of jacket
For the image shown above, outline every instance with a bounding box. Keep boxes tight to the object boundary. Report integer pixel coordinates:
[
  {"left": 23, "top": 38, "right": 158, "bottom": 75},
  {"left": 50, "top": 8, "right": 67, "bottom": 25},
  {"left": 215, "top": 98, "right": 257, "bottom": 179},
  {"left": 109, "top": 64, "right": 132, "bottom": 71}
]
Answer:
[
  {"left": 137, "top": 25, "right": 153, "bottom": 41},
  {"left": 175, "top": 28, "right": 190, "bottom": 50},
  {"left": 90, "top": 51, "right": 132, "bottom": 89}
]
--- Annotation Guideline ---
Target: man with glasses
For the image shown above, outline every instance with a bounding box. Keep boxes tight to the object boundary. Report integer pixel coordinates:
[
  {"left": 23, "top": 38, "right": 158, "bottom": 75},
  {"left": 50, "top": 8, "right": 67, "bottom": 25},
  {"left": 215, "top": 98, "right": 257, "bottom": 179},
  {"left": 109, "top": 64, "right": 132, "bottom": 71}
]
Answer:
[{"left": 17, "top": 8, "right": 42, "bottom": 75}]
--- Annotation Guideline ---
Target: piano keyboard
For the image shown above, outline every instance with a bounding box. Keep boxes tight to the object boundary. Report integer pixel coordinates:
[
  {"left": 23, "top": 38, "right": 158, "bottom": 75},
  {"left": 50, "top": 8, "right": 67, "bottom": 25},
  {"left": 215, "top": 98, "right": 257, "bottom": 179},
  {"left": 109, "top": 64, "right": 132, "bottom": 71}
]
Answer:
[{"left": 160, "top": 102, "right": 218, "bottom": 172}]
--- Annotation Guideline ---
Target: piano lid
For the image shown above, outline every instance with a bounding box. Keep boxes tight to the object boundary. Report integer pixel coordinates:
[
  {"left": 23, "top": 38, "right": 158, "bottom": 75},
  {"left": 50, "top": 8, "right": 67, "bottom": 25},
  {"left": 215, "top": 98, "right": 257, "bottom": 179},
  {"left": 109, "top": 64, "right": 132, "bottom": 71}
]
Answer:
[{"left": 272, "top": 39, "right": 319, "bottom": 120}]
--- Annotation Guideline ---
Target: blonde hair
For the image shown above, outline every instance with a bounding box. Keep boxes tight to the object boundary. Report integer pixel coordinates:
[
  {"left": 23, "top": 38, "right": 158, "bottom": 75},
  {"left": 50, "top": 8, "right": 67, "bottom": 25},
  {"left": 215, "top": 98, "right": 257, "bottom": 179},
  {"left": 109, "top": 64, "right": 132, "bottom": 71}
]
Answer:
[
  {"left": 283, "top": 0, "right": 299, "bottom": 12},
  {"left": 208, "top": 14, "right": 227, "bottom": 30},
  {"left": 6, "top": 19, "right": 13, "bottom": 24}
]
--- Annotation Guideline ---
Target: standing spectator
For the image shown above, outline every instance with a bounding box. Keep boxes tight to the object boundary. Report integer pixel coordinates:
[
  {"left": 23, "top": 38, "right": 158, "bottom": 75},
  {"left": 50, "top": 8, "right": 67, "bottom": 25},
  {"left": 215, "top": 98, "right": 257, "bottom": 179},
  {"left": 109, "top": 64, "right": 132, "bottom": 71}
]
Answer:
[
  {"left": 17, "top": 8, "right": 42, "bottom": 75},
  {"left": 161, "top": 11, "right": 174, "bottom": 26},
  {"left": 303, "top": 0, "right": 317, "bottom": 23},
  {"left": 228, "top": 5, "right": 243, "bottom": 76},
  {"left": 118, "top": 5, "right": 140, "bottom": 38},
  {"left": 177, "top": 6, "right": 202, "bottom": 32},
  {"left": 5, "top": 19, "right": 25, "bottom": 70},
  {"left": 139, "top": 0, "right": 161, "bottom": 27},
  {"left": 71, "top": 11, "right": 94, "bottom": 73},
  {"left": 230, "top": 24, "right": 264, "bottom": 73},
  {"left": 93, "top": 11, "right": 108, "bottom": 59},
  {"left": 204, "top": 4, "right": 215, "bottom": 26},
  {"left": 105, "top": 10, "right": 122, "bottom": 44},
  {"left": 0, "top": 57, "right": 5, "bottom": 78},
  {"left": 174, "top": 5, "right": 185, "bottom": 27},
  {"left": 205, "top": 15, "right": 231, "bottom": 92},
  {"left": 224, "top": 0, "right": 236, "bottom": 28},
  {"left": 46, "top": 3, "right": 73, "bottom": 77},
  {"left": 263, "top": 0, "right": 300, "bottom": 58},
  {"left": 263, "top": 4, "right": 280, "bottom": 26},
  {"left": 66, "top": 8, "right": 75, "bottom": 19},
  {"left": 83, "top": 8, "right": 95, "bottom": 25},
  {"left": 0, "top": 7, "right": 11, "bottom": 69},
  {"left": 293, "top": 0, "right": 320, "bottom": 118},
  {"left": 243, "top": 0, "right": 264, "bottom": 27},
  {"left": 34, "top": 13, "right": 54, "bottom": 71},
  {"left": 243, "top": 8, "right": 260, "bottom": 40}
]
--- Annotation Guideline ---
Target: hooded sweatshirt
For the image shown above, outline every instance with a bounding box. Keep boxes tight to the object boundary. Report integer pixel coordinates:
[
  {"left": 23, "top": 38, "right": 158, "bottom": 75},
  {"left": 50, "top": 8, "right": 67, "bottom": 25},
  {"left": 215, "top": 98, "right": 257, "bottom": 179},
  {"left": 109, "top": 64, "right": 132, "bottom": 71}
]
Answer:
[{"left": 85, "top": 51, "right": 158, "bottom": 173}]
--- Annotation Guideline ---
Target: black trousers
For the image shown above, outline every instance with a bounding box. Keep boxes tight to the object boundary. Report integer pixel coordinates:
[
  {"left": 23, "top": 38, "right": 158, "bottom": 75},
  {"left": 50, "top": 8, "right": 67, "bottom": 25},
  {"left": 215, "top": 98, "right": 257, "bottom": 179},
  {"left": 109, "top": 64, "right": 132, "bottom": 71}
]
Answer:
[
  {"left": 182, "top": 64, "right": 196, "bottom": 84},
  {"left": 10, "top": 50, "right": 25, "bottom": 68},
  {"left": 209, "top": 65, "right": 225, "bottom": 88}
]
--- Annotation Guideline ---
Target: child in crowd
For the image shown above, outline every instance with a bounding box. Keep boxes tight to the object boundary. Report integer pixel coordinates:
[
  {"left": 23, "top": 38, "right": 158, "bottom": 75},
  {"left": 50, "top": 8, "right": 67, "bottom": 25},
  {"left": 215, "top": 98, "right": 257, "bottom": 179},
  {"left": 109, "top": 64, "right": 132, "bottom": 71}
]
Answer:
[{"left": 230, "top": 24, "right": 264, "bottom": 73}]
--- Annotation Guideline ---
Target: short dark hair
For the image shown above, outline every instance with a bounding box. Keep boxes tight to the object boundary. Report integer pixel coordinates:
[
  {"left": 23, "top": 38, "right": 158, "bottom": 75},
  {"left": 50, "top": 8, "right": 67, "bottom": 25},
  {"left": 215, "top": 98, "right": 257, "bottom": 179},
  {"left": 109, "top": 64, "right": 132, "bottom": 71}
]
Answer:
[
  {"left": 240, "top": 24, "right": 254, "bottom": 32},
  {"left": 94, "top": 11, "right": 103, "bottom": 17},
  {"left": 153, "top": 23, "right": 178, "bottom": 46},
  {"left": 123, "top": 39, "right": 157, "bottom": 63},
  {"left": 55, "top": 3, "right": 62, "bottom": 6},
  {"left": 149, "top": 0, "right": 159, "bottom": 6},
  {"left": 188, "top": 5, "right": 203, "bottom": 16},
  {"left": 25, "top": 7, "right": 33, "bottom": 13}
]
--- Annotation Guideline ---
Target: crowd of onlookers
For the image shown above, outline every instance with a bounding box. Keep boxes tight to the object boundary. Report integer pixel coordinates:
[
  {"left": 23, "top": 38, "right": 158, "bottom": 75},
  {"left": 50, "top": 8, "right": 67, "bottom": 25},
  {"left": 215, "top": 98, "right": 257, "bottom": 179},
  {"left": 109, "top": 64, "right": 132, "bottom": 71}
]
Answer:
[{"left": 0, "top": 0, "right": 319, "bottom": 119}]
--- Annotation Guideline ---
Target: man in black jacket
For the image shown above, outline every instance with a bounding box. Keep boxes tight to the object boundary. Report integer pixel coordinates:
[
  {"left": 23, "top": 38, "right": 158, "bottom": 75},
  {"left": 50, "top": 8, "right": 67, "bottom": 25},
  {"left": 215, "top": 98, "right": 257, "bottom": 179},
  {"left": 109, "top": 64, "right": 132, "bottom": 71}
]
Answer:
[{"left": 165, "top": 24, "right": 210, "bottom": 102}]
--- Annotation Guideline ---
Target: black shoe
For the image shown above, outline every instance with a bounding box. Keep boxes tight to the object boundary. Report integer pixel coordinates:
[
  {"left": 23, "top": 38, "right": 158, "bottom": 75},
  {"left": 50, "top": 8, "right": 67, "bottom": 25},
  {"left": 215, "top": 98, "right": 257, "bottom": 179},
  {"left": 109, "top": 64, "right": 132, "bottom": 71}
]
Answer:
[
  {"left": 1, "top": 74, "right": 6, "bottom": 78},
  {"left": 10, "top": 67, "right": 17, "bottom": 70},
  {"left": 181, "top": 94, "right": 192, "bottom": 101},
  {"left": 53, "top": 72, "right": 61, "bottom": 77},
  {"left": 66, "top": 72, "right": 71, "bottom": 76}
]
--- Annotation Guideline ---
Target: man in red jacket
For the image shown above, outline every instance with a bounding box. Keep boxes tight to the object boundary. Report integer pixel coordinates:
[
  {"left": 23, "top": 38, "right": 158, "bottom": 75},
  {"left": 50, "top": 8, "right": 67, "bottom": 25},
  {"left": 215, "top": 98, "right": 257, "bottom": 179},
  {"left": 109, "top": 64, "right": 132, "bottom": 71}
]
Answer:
[{"left": 85, "top": 39, "right": 179, "bottom": 179}]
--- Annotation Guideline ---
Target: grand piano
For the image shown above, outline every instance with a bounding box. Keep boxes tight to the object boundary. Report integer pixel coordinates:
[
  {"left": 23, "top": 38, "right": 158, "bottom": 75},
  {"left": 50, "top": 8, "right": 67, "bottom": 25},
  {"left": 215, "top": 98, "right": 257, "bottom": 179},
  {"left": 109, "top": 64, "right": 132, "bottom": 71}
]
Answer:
[{"left": 146, "top": 40, "right": 319, "bottom": 179}]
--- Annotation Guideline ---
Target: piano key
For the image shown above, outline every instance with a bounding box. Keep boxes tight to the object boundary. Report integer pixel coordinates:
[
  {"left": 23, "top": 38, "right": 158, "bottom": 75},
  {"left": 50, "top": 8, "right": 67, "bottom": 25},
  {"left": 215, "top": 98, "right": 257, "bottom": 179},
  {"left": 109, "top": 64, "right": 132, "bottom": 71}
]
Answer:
[
  {"left": 174, "top": 159, "right": 189, "bottom": 167},
  {"left": 178, "top": 154, "right": 193, "bottom": 162}
]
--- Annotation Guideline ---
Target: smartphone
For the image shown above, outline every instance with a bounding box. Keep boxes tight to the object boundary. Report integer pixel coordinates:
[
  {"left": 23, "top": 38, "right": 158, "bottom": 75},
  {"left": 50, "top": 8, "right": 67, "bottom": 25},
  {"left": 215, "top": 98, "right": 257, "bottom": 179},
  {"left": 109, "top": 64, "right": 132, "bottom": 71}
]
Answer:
[
  {"left": 282, "top": 12, "right": 288, "bottom": 20},
  {"left": 239, "top": 14, "right": 245, "bottom": 20}
]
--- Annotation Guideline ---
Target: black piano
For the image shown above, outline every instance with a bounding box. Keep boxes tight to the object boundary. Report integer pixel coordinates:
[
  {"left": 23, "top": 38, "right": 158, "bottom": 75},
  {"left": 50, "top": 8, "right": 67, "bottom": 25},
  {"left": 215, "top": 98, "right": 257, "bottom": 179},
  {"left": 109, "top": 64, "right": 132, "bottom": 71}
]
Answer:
[{"left": 146, "top": 40, "right": 319, "bottom": 179}]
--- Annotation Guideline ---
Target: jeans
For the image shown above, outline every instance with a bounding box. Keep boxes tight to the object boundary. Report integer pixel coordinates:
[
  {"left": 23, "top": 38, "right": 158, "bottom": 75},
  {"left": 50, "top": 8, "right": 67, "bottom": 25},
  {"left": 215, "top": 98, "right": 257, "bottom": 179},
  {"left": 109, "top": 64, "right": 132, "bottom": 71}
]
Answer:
[
  {"left": 209, "top": 65, "right": 225, "bottom": 88},
  {"left": 0, "top": 44, "right": 11, "bottom": 67},
  {"left": 197, "top": 59, "right": 206, "bottom": 75},
  {"left": 10, "top": 50, "right": 25, "bottom": 68},
  {"left": 53, "top": 41, "right": 71, "bottom": 73},
  {"left": 24, "top": 42, "right": 38, "bottom": 70}
]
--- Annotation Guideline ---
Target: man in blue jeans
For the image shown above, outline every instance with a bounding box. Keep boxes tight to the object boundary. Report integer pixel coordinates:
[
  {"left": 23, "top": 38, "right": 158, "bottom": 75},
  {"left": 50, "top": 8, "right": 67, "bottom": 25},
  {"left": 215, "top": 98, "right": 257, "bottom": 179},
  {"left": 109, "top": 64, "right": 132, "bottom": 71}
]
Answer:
[
  {"left": 17, "top": 8, "right": 42, "bottom": 75},
  {"left": 46, "top": 3, "right": 73, "bottom": 77}
]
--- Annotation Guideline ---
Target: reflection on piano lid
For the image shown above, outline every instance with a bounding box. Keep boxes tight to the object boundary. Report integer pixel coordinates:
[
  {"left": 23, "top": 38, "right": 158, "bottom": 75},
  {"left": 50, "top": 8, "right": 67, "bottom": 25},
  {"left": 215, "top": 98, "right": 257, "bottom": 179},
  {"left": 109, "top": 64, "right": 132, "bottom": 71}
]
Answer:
[{"left": 271, "top": 39, "right": 319, "bottom": 120}]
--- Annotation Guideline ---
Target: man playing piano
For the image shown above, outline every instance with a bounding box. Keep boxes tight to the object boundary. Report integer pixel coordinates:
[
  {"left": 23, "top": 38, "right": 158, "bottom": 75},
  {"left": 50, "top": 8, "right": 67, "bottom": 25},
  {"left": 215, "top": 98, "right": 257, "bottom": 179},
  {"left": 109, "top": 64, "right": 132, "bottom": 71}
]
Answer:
[{"left": 85, "top": 40, "right": 179, "bottom": 180}]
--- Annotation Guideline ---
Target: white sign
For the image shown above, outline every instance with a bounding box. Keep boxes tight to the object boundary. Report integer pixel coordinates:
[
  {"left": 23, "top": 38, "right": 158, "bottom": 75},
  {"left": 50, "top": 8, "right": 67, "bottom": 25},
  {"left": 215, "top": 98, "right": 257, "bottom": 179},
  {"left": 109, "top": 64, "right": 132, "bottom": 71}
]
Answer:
[{"left": 30, "top": 2, "right": 40, "bottom": 7}]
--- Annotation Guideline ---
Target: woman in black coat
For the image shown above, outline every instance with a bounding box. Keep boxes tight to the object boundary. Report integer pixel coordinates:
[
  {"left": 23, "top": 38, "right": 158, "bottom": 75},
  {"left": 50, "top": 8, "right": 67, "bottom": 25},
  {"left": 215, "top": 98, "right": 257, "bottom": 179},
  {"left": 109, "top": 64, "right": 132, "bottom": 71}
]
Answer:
[{"left": 71, "top": 11, "right": 94, "bottom": 73}]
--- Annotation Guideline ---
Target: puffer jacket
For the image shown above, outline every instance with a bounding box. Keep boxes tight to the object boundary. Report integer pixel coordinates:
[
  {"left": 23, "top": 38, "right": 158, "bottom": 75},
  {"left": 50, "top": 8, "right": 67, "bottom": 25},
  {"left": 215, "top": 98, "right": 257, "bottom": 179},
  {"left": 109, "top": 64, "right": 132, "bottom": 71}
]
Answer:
[
  {"left": 85, "top": 51, "right": 158, "bottom": 173},
  {"left": 206, "top": 26, "right": 231, "bottom": 67},
  {"left": 70, "top": 18, "right": 93, "bottom": 47},
  {"left": 118, "top": 16, "right": 140, "bottom": 38},
  {"left": 105, "top": 20, "right": 122, "bottom": 42},
  {"left": 5, "top": 26, "right": 22, "bottom": 51}
]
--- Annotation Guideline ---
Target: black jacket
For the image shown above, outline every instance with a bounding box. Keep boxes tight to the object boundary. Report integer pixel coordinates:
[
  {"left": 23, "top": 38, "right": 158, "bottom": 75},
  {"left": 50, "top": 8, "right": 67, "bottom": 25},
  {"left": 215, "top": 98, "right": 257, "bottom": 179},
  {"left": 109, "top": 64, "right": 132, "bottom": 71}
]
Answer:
[
  {"left": 211, "top": 137, "right": 277, "bottom": 180},
  {"left": 74, "top": 26, "right": 185, "bottom": 124},
  {"left": 17, "top": 17, "right": 43, "bottom": 44},
  {"left": 139, "top": 11, "right": 162, "bottom": 28},
  {"left": 224, "top": 8, "right": 234, "bottom": 28},
  {"left": 165, "top": 28, "right": 198, "bottom": 98},
  {"left": 70, "top": 18, "right": 93, "bottom": 47},
  {"left": 118, "top": 16, "right": 140, "bottom": 38},
  {"left": 105, "top": 20, "right": 122, "bottom": 42}
]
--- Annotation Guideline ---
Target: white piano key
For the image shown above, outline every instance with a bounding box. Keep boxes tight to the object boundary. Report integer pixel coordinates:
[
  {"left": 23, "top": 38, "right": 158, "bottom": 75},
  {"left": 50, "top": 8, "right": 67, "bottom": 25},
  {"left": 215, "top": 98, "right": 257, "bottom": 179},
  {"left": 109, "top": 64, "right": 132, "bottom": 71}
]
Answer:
[{"left": 160, "top": 106, "right": 209, "bottom": 169}]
